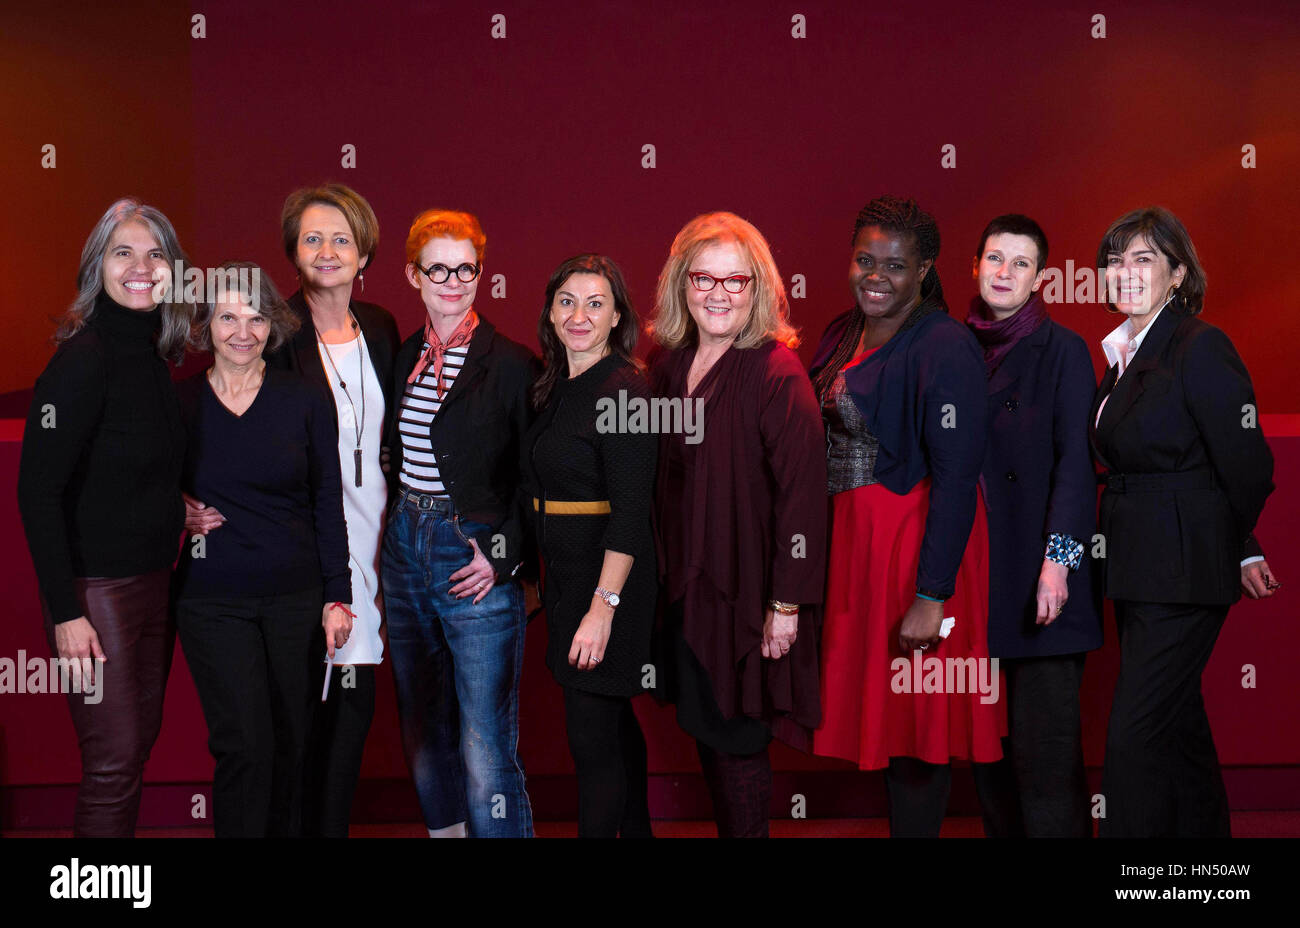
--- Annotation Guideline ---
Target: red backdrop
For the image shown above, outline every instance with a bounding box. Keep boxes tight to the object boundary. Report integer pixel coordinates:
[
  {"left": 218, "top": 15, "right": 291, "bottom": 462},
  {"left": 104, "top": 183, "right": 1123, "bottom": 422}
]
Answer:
[{"left": 2, "top": 0, "right": 1297, "bottom": 822}]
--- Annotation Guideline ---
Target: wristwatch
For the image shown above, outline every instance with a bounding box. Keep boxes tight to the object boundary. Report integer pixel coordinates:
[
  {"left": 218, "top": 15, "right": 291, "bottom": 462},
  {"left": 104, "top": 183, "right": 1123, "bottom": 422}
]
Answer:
[{"left": 595, "top": 587, "right": 621, "bottom": 609}]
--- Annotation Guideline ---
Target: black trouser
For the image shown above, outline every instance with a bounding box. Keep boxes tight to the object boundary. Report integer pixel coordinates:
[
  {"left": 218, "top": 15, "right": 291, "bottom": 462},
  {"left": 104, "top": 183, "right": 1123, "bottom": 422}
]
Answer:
[
  {"left": 1100, "top": 600, "right": 1231, "bottom": 837},
  {"left": 884, "top": 757, "right": 951, "bottom": 837},
  {"left": 176, "top": 588, "right": 322, "bottom": 838},
  {"left": 973, "top": 653, "right": 1092, "bottom": 837},
  {"left": 563, "top": 687, "right": 653, "bottom": 838},
  {"left": 303, "top": 664, "right": 376, "bottom": 838}
]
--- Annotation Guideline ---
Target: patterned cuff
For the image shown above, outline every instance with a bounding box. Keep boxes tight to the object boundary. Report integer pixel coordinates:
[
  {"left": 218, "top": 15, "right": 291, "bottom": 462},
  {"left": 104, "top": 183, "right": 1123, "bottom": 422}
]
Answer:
[{"left": 1045, "top": 532, "right": 1084, "bottom": 571}]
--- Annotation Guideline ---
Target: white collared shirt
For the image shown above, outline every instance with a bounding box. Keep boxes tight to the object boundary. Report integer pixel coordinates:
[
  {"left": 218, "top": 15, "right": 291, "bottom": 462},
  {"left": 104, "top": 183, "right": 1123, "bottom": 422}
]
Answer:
[{"left": 1095, "top": 303, "right": 1168, "bottom": 427}]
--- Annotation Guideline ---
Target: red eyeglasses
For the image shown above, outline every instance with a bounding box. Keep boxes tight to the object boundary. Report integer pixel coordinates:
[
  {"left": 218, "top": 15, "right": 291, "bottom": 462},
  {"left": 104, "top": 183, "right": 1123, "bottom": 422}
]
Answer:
[{"left": 688, "top": 272, "right": 753, "bottom": 294}]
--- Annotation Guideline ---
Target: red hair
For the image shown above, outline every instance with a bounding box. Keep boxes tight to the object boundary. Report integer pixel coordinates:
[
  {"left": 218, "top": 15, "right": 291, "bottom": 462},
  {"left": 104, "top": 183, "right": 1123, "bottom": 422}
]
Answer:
[{"left": 405, "top": 210, "right": 486, "bottom": 265}]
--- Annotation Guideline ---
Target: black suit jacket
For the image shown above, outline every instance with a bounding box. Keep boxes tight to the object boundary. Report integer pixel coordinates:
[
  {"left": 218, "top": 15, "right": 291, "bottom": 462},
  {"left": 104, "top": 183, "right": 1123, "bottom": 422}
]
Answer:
[
  {"left": 265, "top": 291, "right": 402, "bottom": 434},
  {"left": 1090, "top": 307, "right": 1273, "bottom": 604},
  {"left": 384, "top": 316, "right": 541, "bottom": 579}
]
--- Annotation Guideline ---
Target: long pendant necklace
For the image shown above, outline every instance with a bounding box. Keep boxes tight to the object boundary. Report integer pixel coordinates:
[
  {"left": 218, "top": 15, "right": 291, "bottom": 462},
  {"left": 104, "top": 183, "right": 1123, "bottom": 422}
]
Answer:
[{"left": 316, "top": 311, "right": 366, "bottom": 487}]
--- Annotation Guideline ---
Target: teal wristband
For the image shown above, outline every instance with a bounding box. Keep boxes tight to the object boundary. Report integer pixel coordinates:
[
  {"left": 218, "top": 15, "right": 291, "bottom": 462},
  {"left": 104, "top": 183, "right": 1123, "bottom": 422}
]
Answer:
[{"left": 915, "top": 592, "right": 943, "bottom": 603}]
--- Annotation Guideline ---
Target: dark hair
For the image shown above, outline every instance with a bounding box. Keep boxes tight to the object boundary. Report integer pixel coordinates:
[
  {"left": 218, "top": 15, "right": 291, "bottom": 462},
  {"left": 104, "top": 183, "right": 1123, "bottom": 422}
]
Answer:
[
  {"left": 533, "top": 254, "right": 639, "bottom": 410},
  {"left": 1096, "top": 206, "right": 1205, "bottom": 314},
  {"left": 192, "top": 261, "right": 300, "bottom": 354},
  {"left": 975, "top": 213, "right": 1048, "bottom": 271},
  {"left": 854, "top": 192, "right": 940, "bottom": 253},
  {"left": 813, "top": 196, "right": 946, "bottom": 402}
]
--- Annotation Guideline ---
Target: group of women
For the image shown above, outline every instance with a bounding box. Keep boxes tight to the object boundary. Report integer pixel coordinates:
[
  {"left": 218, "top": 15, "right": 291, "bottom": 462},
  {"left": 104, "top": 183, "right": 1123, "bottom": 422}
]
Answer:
[{"left": 17, "top": 187, "right": 1279, "bottom": 839}]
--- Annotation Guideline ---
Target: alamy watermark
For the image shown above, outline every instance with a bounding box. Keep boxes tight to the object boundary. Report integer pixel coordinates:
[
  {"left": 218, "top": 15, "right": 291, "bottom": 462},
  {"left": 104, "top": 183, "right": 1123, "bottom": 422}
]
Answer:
[
  {"left": 595, "top": 390, "right": 704, "bottom": 445},
  {"left": 890, "top": 651, "right": 1000, "bottom": 705},
  {"left": 1040, "top": 264, "right": 1151, "bottom": 305},
  {"left": 0, "top": 651, "right": 103, "bottom": 704},
  {"left": 150, "top": 262, "right": 262, "bottom": 309},
  {"left": 50, "top": 858, "right": 150, "bottom": 908}
]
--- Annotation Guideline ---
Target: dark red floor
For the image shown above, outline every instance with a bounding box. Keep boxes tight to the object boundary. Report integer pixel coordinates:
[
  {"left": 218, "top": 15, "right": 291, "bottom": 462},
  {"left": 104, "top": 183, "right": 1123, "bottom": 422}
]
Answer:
[{"left": 8, "top": 812, "right": 1300, "bottom": 838}]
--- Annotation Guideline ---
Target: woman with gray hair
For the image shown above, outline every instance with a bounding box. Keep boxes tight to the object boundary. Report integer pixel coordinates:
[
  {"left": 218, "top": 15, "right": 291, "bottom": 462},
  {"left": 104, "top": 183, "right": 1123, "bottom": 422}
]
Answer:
[{"left": 17, "top": 197, "right": 196, "bottom": 837}]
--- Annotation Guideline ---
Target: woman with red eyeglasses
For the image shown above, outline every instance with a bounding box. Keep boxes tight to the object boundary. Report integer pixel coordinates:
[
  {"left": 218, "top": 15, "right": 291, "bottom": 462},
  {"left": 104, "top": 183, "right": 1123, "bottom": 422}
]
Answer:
[{"left": 648, "top": 212, "right": 827, "bottom": 838}]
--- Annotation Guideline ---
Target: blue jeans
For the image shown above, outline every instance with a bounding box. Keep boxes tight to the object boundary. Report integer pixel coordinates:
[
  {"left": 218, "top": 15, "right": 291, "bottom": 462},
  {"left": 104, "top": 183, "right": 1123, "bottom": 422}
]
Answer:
[{"left": 382, "top": 497, "right": 532, "bottom": 837}]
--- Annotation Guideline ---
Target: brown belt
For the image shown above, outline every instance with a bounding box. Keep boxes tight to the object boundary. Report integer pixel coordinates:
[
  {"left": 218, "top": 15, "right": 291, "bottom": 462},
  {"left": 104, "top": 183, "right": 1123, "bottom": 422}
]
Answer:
[{"left": 533, "top": 498, "right": 611, "bottom": 515}]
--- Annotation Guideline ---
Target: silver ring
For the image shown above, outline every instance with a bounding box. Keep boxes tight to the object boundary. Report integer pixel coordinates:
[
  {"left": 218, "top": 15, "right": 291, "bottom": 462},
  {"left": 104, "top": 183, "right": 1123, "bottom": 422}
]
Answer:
[{"left": 919, "top": 643, "right": 930, "bottom": 651}]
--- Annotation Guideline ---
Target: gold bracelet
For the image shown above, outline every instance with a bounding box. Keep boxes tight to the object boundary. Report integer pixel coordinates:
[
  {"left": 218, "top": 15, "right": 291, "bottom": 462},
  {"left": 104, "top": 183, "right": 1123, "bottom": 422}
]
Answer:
[{"left": 769, "top": 600, "right": 800, "bottom": 615}]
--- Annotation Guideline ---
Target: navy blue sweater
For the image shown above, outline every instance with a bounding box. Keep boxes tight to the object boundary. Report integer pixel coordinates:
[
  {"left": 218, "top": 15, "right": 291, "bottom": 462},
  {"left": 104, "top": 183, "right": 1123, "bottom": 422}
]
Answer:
[{"left": 173, "top": 367, "right": 350, "bottom": 604}]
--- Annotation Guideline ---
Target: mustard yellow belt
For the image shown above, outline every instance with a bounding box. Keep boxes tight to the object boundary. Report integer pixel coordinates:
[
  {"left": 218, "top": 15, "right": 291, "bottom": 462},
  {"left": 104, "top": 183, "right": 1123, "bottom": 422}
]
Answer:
[{"left": 533, "top": 498, "right": 611, "bottom": 515}]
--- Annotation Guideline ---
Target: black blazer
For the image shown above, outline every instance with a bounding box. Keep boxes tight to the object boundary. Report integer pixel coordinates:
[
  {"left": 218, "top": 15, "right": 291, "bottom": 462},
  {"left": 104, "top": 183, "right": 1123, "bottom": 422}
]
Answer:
[
  {"left": 981, "top": 319, "right": 1103, "bottom": 659},
  {"left": 265, "top": 290, "right": 402, "bottom": 432},
  {"left": 1090, "top": 307, "right": 1274, "bottom": 604},
  {"left": 384, "top": 316, "right": 541, "bottom": 579}
]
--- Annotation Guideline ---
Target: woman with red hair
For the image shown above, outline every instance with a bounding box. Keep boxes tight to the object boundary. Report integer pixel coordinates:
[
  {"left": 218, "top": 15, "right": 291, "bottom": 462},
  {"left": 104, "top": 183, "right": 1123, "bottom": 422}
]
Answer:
[{"left": 381, "top": 210, "right": 539, "bottom": 838}]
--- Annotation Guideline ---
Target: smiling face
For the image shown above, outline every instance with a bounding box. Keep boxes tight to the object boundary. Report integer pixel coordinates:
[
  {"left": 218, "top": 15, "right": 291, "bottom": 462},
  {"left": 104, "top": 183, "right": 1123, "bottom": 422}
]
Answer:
[
  {"left": 849, "top": 225, "right": 932, "bottom": 321},
  {"left": 976, "top": 232, "right": 1044, "bottom": 318},
  {"left": 1105, "top": 233, "right": 1185, "bottom": 318},
  {"left": 295, "top": 203, "right": 366, "bottom": 291},
  {"left": 406, "top": 236, "right": 479, "bottom": 326},
  {"left": 685, "top": 240, "right": 754, "bottom": 347},
  {"left": 209, "top": 292, "right": 269, "bottom": 367},
  {"left": 101, "top": 220, "right": 170, "bottom": 311},
  {"left": 550, "top": 272, "right": 619, "bottom": 362}
]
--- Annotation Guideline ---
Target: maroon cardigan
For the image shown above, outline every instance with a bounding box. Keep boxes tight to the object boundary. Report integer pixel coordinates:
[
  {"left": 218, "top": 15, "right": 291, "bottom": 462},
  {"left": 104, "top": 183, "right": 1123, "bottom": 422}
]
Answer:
[{"left": 650, "top": 340, "right": 827, "bottom": 749}]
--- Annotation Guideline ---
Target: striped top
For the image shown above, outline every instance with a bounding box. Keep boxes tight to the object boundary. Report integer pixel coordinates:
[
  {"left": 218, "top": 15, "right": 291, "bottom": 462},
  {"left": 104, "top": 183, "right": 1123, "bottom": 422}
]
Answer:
[{"left": 396, "top": 344, "right": 470, "bottom": 495}]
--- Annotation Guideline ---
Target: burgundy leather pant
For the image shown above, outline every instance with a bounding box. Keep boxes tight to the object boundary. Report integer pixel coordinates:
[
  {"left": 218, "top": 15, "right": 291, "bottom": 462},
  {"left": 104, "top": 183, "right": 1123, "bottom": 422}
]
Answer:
[{"left": 42, "top": 568, "right": 174, "bottom": 837}]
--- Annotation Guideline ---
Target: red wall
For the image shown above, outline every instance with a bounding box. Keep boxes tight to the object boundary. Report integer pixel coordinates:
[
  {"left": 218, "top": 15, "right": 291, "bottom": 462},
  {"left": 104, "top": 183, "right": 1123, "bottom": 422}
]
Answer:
[{"left": 2, "top": 0, "right": 1297, "bottom": 804}]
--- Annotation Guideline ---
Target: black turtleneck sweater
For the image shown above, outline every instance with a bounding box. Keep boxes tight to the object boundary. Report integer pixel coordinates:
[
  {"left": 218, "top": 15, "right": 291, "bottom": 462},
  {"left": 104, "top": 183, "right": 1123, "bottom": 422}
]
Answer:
[{"left": 18, "top": 293, "right": 185, "bottom": 623}]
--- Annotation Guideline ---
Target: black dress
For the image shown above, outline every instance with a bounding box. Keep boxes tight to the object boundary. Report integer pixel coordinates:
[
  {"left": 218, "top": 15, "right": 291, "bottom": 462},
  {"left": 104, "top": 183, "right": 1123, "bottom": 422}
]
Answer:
[{"left": 523, "top": 354, "right": 658, "bottom": 697}]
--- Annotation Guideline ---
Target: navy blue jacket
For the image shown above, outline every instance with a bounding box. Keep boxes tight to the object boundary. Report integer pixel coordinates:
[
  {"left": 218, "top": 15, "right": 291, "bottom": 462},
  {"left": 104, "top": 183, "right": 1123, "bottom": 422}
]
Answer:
[
  {"left": 811, "top": 306, "right": 986, "bottom": 600},
  {"left": 979, "top": 317, "right": 1104, "bottom": 658}
]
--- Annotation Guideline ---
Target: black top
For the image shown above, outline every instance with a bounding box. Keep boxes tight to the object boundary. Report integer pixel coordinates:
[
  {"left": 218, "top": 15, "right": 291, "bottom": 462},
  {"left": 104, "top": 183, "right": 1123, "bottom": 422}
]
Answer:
[
  {"left": 384, "top": 316, "right": 540, "bottom": 579},
  {"left": 18, "top": 293, "right": 185, "bottom": 624},
  {"left": 1090, "top": 306, "right": 1274, "bottom": 604},
  {"left": 522, "top": 354, "right": 657, "bottom": 696},
  {"left": 173, "top": 367, "right": 351, "bottom": 603}
]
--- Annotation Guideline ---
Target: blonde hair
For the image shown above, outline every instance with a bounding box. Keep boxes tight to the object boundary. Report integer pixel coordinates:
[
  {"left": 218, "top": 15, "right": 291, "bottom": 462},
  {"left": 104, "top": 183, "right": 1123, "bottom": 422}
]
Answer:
[{"left": 650, "top": 212, "right": 798, "bottom": 350}]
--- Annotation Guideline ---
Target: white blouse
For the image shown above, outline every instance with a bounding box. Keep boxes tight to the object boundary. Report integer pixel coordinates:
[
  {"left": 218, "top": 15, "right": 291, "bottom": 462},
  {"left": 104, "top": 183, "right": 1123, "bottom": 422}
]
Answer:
[{"left": 317, "top": 332, "right": 386, "bottom": 665}]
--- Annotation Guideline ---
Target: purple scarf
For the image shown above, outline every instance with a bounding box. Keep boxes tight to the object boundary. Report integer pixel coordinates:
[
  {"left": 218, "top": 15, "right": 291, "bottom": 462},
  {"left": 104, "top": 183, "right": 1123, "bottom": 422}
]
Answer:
[{"left": 965, "top": 291, "right": 1048, "bottom": 377}]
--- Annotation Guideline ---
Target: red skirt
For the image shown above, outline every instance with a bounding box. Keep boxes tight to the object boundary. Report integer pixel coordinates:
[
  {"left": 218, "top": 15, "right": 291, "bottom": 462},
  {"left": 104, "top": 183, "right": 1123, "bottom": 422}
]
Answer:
[{"left": 813, "top": 478, "right": 1006, "bottom": 770}]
